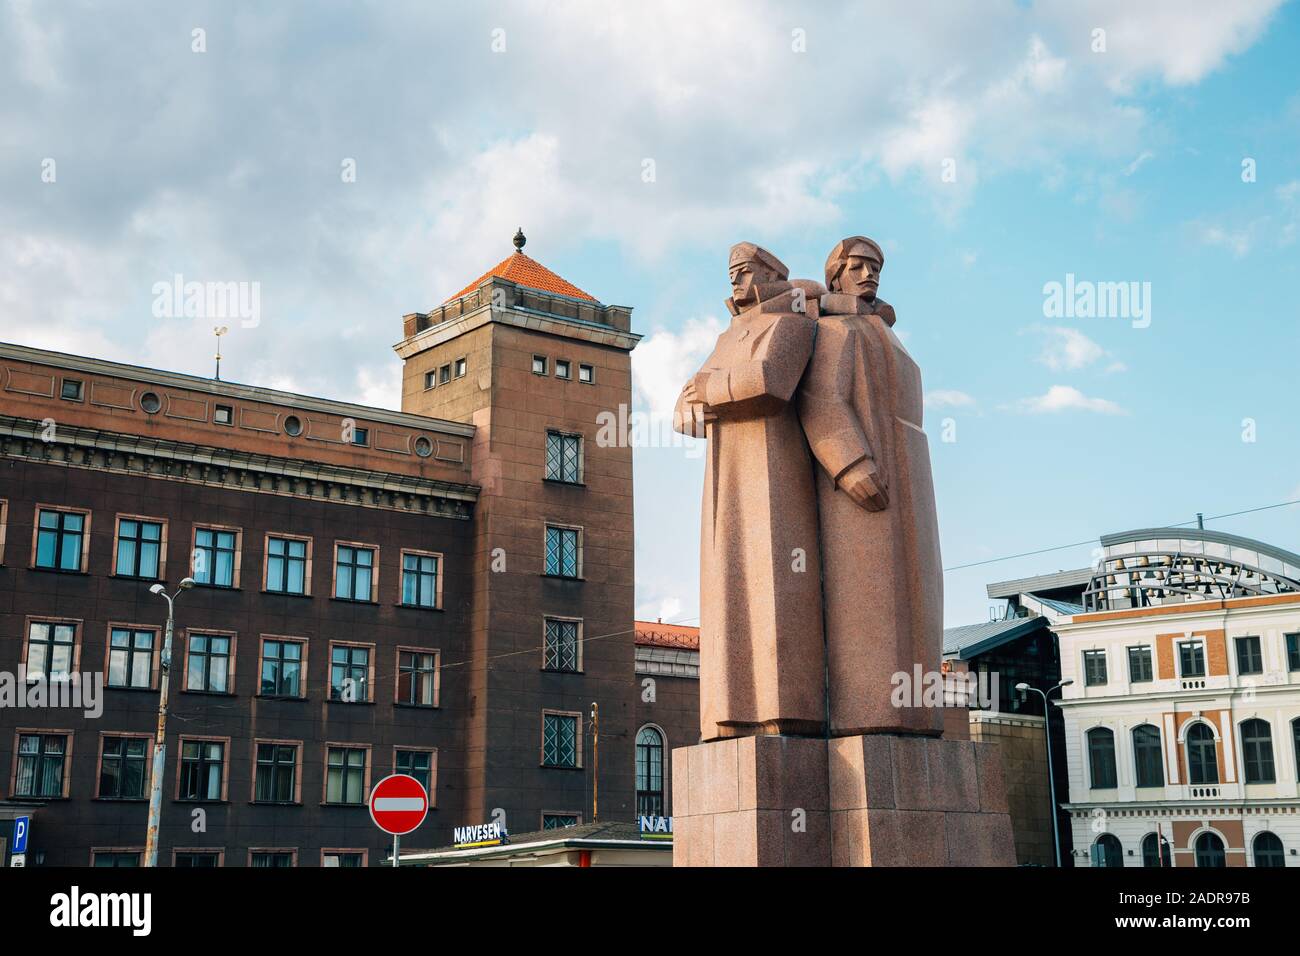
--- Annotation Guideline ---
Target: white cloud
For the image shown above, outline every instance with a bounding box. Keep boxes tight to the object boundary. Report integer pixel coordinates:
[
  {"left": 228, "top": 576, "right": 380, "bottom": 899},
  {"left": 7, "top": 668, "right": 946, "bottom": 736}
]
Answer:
[
  {"left": 0, "top": 0, "right": 1281, "bottom": 407},
  {"left": 1049, "top": 0, "right": 1282, "bottom": 88},
  {"left": 1195, "top": 222, "right": 1254, "bottom": 258},
  {"left": 1005, "top": 385, "right": 1127, "bottom": 415},
  {"left": 634, "top": 595, "right": 685, "bottom": 624},
  {"left": 632, "top": 316, "right": 724, "bottom": 422},
  {"left": 1124, "top": 151, "right": 1155, "bottom": 176},
  {"left": 924, "top": 389, "right": 976, "bottom": 409},
  {"left": 1035, "top": 326, "right": 1108, "bottom": 372}
]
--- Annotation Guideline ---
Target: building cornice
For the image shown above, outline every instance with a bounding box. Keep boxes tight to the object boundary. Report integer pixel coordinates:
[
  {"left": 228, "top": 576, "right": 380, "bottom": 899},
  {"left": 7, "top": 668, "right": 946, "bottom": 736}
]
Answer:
[
  {"left": 1060, "top": 591, "right": 1300, "bottom": 629},
  {"left": 1065, "top": 799, "right": 1300, "bottom": 813},
  {"left": 395, "top": 278, "right": 641, "bottom": 358},
  {"left": 0, "top": 341, "right": 475, "bottom": 438},
  {"left": 394, "top": 304, "right": 642, "bottom": 357},
  {"left": 0, "top": 414, "right": 477, "bottom": 518},
  {"left": 1057, "top": 682, "right": 1299, "bottom": 708}
]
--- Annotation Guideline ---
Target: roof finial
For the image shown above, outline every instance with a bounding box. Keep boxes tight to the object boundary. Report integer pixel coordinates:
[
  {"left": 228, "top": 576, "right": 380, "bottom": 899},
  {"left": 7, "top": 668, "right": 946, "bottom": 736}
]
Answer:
[{"left": 513, "top": 227, "right": 526, "bottom": 253}]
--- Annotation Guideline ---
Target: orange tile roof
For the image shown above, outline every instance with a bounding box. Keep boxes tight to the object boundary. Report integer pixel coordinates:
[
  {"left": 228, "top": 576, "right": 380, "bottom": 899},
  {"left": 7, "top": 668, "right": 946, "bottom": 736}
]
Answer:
[
  {"left": 447, "top": 251, "right": 597, "bottom": 302},
  {"left": 634, "top": 620, "right": 700, "bottom": 650}
]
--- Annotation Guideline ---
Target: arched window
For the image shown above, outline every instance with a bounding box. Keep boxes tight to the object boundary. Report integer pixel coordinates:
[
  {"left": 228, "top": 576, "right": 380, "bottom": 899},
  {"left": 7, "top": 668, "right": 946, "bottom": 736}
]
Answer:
[
  {"left": 1186, "top": 722, "right": 1218, "bottom": 785},
  {"left": 1087, "top": 728, "right": 1117, "bottom": 789},
  {"left": 1253, "top": 831, "right": 1285, "bottom": 868},
  {"left": 1091, "top": 834, "right": 1123, "bottom": 867},
  {"left": 1132, "top": 725, "right": 1163, "bottom": 788},
  {"left": 1195, "top": 832, "right": 1226, "bottom": 868},
  {"left": 1141, "top": 832, "right": 1172, "bottom": 868},
  {"left": 635, "top": 726, "right": 664, "bottom": 817},
  {"left": 1240, "top": 719, "right": 1275, "bottom": 784}
]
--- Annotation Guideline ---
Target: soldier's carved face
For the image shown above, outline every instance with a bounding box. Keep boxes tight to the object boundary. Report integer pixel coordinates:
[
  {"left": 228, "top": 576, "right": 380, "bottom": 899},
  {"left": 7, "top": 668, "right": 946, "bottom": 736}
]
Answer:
[
  {"left": 838, "top": 253, "right": 882, "bottom": 300},
  {"left": 730, "top": 261, "right": 777, "bottom": 308}
]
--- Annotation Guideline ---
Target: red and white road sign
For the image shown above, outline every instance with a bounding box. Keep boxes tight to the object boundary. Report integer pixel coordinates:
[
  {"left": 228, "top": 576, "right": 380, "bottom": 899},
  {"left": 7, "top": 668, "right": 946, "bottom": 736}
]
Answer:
[{"left": 368, "top": 774, "right": 429, "bottom": 835}]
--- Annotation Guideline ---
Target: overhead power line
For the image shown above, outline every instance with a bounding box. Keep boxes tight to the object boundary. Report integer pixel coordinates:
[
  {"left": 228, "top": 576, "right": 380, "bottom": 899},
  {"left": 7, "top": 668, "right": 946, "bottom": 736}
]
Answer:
[{"left": 943, "top": 496, "right": 1300, "bottom": 573}]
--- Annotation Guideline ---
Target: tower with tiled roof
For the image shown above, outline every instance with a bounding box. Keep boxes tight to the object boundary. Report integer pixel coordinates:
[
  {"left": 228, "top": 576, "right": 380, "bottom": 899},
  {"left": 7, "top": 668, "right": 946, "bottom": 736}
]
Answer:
[{"left": 395, "top": 230, "right": 641, "bottom": 831}]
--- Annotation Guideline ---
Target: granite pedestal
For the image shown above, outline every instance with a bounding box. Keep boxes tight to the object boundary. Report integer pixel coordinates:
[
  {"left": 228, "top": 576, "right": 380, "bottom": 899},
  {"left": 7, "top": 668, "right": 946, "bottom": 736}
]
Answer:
[{"left": 672, "top": 733, "right": 1016, "bottom": 867}]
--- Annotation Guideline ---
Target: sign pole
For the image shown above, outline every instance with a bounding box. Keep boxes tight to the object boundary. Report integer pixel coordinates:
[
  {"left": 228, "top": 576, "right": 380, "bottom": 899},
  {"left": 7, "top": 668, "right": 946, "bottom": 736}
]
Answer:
[{"left": 393, "top": 834, "right": 399, "bottom": 868}]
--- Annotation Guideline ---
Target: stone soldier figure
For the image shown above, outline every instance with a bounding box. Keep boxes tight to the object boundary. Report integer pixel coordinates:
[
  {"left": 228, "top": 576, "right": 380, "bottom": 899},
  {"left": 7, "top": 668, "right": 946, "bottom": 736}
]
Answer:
[
  {"left": 674, "top": 242, "right": 826, "bottom": 741},
  {"left": 797, "top": 236, "right": 944, "bottom": 737}
]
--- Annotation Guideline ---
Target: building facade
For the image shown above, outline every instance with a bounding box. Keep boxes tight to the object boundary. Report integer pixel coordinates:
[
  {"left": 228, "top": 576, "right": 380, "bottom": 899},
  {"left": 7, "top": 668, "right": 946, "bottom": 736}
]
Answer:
[
  {"left": 1058, "top": 528, "right": 1300, "bottom": 867},
  {"left": 0, "top": 238, "right": 649, "bottom": 865},
  {"left": 944, "top": 609, "right": 1071, "bottom": 866},
  {"left": 632, "top": 619, "right": 700, "bottom": 819}
]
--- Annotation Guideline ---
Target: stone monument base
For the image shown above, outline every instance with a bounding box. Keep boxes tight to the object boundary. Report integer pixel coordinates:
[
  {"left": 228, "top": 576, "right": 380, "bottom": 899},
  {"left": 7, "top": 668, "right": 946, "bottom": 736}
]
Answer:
[{"left": 672, "top": 733, "right": 1016, "bottom": 867}]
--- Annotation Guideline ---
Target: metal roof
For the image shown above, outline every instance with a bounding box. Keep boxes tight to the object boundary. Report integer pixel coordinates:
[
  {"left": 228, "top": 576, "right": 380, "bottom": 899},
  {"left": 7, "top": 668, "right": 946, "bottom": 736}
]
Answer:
[
  {"left": 986, "top": 568, "right": 1093, "bottom": 599},
  {"left": 942, "top": 615, "right": 1049, "bottom": 660},
  {"left": 400, "top": 820, "right": 666, "bottom": 864},
  {"left": 1101, "top": 527, "right": 1300, "bottom": 573},
  {"left": 1032, "top": 595, "right": 1085, "bottom": 616}
]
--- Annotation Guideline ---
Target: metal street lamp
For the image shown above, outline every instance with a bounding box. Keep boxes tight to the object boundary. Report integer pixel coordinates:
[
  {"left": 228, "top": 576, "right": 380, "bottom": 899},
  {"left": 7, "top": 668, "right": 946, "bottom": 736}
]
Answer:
[
  {"left": 1016, "top": 678, "right": 1073, "bottom": 868},
  {"left": 143, "top": 577, "right": 195, "bottom": 867}
]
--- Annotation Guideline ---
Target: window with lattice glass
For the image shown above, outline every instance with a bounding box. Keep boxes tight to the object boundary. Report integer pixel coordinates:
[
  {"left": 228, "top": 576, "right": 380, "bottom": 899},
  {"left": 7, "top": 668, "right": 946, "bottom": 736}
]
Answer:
[
  {"left": 255, "top": 743, "right": 298, "bottom": 803},
  {"left": 116, "top": 518, "right": 163, "bottom": 579},
  {"left": 99, "top": 736, "right": 148, "bottom": 798},
  {"left": 1082, "top": 649, "right": 1107, "bottom": 686},
  {"left": 545, "top": 525, "right": 579, "bottom": 578},
  {"left": 25, "top": 621, "right": 75, "bottom": 681},
  {"left": 186, "top": 633, "right": 231, "bottom": 693},
  {"left": 16, "top": 733, "right": 67, "bottom": 797},
  {"left": 1127, "top": 645, "right": 1152, "bottom": 683},
  {"left": 192, "top": 527, "right": 237, "bottom": 587},
  {"left": 401, "top": 552, "right": 439, "bottom": 608},
  {"left": 542, "top": 713, "right": 578, "bottom": 768},
  {"left": 36, "top": 508, "right": 85, "bottom": 571},
  {"left": 326, "top": 747, "right": 367, "bottom": 804},
  {"left": 330, "top": 645, "right": 370, "bottom": 702},
  {"left": 398, "top": 651, "right": 437, "bottom": 706},
  {"left": 266, "top": 536, "right": 308, "bottom": 594},
  {"left": 636, "top": 726, "right": 665, "bottom": 816},
  {"left": 108, "top": 627, "right": 155, "bottom": 689},
  {"left": 260, "top": 639, "right": 303, "bottom": 697},
  {"left": 544, "top": 618, "right": 579, "bottom": 672},
  {"left": 179, "top": 740, "right": 224, "bottom": 801},
  {"left": 396, "top": 749, "right": 433, "bottom": 794},
  {"left": 334, "top": 545, "right": 374, "bottom": 602},
  {"left": 545, "top": 432, "right": 582, "bottom": 483}
]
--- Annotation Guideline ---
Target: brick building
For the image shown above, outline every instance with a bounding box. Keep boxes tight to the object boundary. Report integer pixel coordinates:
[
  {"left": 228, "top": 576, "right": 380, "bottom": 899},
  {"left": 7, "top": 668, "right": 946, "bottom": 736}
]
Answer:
[
  {"left": 0, "top": 237, "right": 657, "bottom": 865},
  {"left": 632, "top": 619, "right": 700, "bottom": 819}
]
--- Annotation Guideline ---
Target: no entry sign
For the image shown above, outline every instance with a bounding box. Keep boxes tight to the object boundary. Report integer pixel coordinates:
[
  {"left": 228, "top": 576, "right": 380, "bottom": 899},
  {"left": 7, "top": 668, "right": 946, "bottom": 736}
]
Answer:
[{"left": 368, "top": 774, "right": 429, "bottom": 836}]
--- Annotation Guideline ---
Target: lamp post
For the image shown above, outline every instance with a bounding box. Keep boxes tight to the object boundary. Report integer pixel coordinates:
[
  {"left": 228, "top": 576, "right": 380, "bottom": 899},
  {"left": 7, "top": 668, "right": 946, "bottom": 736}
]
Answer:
[
  {"left": 590, "top": 702, "right": 599, "bottom": 823},
  {"left": 1016, "top": 679, "right": 1072, "bottom": 868},
  {"left": 144, "top": 577, "right": 195, "bottom": 867}
]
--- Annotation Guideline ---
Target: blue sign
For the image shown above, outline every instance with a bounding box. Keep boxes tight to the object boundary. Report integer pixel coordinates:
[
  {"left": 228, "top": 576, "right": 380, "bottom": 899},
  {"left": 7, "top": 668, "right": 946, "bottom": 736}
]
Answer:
[{"left": 12, "top": 816, "right": 29, "bottom": 855}]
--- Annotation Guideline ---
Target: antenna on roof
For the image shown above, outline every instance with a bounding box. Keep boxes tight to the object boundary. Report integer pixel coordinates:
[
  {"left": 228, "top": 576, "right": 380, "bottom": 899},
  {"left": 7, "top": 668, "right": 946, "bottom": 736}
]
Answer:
[
  {"left": 513, "top": 227, "right": 526, "bottom": 253},
  {"left": 213, "top": 326, "right": 229, "bottom": 380}
]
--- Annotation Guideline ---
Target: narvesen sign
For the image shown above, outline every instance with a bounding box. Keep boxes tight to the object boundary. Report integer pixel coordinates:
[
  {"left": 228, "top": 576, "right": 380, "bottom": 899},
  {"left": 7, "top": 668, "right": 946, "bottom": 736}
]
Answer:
[
  {"left": 453, "top": 821, "right": 508, "bottom": 849},
  {"left": 638, "top": 815, "right": 673, "bottom": 841}
]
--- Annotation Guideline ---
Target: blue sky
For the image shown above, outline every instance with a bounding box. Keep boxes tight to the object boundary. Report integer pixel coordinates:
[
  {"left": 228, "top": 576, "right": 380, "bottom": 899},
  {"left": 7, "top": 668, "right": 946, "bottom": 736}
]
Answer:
[{"left": 2, "top": 0, "right": 1297, "bottom": 628}]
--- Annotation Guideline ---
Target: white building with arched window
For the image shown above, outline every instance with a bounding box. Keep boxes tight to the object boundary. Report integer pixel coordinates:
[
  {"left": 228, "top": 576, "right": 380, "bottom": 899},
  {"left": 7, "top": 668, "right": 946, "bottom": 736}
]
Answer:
[{"left": 1057, "top": 528, "right": 1300, "bottom": 867}]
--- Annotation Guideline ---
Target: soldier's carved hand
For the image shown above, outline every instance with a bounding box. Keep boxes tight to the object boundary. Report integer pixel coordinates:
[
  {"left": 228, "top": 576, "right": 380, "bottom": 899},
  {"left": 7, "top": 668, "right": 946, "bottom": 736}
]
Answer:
[
  {"left": 839, "top": 459, "right": 888, "bottom": 511},
  {"left": 680, "top": 377, "right": 715, "bottom": 421}
]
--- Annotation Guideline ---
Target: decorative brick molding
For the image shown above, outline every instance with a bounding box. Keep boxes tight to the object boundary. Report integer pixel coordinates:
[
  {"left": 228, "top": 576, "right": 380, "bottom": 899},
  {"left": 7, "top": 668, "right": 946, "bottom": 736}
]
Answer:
[{"left": 0, "top": 414, "right": 477, "bottom": 519}]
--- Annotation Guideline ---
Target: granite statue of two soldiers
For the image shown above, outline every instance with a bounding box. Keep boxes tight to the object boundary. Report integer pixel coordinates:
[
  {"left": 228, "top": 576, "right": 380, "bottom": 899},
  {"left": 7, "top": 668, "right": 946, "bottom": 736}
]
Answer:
[{"left": 674, "top": 237, "right": 943, "bottom": 741}]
